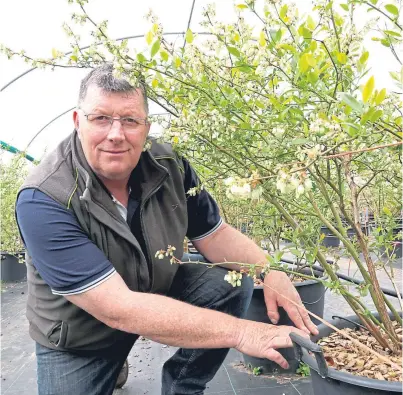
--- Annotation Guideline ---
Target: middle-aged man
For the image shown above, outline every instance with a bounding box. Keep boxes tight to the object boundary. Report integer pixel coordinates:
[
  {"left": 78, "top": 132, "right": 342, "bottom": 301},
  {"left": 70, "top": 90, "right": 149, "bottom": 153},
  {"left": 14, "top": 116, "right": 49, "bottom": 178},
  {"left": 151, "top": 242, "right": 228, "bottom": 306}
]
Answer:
[{"left": 15, "top": 63, "right": 317, "bottom": 395}]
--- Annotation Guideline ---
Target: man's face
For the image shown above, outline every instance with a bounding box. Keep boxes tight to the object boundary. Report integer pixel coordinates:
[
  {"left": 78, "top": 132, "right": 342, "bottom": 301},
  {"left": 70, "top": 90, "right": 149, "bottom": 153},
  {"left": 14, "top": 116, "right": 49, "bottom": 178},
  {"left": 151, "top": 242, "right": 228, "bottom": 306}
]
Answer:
[{"left": 73, "top": 85, "right": 150, "bottom": 182}]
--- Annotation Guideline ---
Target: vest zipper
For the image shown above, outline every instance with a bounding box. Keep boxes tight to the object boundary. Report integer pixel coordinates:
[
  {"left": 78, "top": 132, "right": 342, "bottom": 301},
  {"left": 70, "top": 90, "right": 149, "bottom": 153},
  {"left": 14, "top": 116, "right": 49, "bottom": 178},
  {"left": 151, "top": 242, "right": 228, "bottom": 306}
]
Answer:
[{"left": 139, "top": 175, "right": 168, "bottom": 292}]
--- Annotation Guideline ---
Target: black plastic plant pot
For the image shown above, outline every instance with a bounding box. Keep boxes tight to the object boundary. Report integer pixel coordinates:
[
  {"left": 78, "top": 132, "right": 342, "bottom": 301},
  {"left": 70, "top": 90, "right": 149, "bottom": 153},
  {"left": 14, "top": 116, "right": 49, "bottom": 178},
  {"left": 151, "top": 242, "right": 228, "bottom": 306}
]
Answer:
[
  {"left": 290, "top": 314, "right": 402, "bottom": 395},
  {"left": 243, "top": 268, "right": 326, "bottom": 374},
  {"left": 320, "top": 226, "right": 333, "bottom": 236},
  {"left": 322, "top": 235, "right": 340, "bottom": 248},
  {"left": 1, "top": 253, "right": 27, "bottom": 282}
]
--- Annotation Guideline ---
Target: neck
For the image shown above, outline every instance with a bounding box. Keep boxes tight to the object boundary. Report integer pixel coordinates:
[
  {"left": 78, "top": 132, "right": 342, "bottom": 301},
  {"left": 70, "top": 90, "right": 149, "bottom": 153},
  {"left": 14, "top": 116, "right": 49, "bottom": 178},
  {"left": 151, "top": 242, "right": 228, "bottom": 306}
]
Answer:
[{"left": 99, "top": 176, "right": 130, "bottom": 206}]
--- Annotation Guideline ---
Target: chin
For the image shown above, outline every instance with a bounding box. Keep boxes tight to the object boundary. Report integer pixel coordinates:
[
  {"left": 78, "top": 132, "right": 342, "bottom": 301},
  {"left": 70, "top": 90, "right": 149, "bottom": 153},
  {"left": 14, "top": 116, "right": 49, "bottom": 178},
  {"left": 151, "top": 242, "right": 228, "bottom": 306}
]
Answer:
[{"left": 96, "top": 166, "right": 132, "bottom": 181}]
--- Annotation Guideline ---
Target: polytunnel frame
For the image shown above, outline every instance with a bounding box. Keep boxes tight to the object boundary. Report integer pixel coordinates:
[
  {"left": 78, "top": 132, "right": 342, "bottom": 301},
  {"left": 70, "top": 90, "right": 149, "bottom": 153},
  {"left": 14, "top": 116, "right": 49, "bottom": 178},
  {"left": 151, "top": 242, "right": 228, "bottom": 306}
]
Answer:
[{"left": 1, "top": 0, "right": 204, "bottom": 159}]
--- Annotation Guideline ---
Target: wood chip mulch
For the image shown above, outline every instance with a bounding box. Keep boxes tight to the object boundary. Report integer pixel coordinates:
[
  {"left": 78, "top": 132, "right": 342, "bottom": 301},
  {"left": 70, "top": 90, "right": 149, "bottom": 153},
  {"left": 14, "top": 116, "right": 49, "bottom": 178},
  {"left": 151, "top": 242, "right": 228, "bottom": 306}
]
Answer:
[{"left": 318, "top": 321, "right": 402, "bottom": 382}]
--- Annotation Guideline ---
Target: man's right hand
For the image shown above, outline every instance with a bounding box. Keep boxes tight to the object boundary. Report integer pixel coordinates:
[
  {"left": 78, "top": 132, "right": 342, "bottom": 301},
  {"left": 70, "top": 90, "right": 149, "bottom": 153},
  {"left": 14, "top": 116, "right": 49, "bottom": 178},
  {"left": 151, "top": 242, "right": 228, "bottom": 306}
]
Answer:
[{"left": 235, "top": 321, "right": 310, "bottom": 369}]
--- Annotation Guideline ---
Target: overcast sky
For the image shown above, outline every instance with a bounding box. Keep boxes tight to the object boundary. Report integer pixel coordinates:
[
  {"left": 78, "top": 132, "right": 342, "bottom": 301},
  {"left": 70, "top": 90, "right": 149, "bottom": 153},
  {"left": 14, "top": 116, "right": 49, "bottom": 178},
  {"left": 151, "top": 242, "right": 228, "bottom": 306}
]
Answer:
[{"left": 0, "top": 0, "right": 399, "bottom": 161}]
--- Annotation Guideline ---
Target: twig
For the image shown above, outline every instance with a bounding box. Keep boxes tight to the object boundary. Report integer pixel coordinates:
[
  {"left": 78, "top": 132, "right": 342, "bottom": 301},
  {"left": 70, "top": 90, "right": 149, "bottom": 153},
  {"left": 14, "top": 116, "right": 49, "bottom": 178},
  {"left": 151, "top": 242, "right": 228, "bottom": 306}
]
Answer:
[{"left": 324, "top": 142, "right": 402, "bottom": 159}]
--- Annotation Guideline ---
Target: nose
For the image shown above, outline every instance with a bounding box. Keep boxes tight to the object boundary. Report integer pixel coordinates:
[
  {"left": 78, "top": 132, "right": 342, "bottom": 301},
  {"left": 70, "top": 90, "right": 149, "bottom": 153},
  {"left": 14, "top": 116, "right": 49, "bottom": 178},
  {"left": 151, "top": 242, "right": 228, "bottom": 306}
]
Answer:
[{"left": 106, "top": 120, "right": 125, "bottom": 143}]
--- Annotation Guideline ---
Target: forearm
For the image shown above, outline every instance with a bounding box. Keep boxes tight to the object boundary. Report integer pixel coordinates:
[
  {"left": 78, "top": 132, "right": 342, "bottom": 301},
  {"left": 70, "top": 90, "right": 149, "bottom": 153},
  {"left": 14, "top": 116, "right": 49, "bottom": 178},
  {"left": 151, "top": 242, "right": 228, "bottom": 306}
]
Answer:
[
  {"left": 110, "top": 290, "right": 241, "bottom": 349},
  {"left": 193, "top": 223, "right": 267, "bottom": 273}
]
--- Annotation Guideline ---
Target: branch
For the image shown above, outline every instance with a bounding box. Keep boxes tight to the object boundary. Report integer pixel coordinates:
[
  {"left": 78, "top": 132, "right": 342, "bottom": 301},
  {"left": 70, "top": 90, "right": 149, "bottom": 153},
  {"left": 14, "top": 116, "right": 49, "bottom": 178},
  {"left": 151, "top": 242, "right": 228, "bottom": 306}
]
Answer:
[{"left": 324, "top": 141, "right": 402, "bottom": 159}]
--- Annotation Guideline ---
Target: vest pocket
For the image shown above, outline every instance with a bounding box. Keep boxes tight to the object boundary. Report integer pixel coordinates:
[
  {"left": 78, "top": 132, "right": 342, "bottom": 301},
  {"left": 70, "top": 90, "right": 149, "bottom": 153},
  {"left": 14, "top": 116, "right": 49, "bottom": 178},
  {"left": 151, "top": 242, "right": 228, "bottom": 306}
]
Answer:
[{"left": 47, "top": 321, "right": 68, "bottom": 348}]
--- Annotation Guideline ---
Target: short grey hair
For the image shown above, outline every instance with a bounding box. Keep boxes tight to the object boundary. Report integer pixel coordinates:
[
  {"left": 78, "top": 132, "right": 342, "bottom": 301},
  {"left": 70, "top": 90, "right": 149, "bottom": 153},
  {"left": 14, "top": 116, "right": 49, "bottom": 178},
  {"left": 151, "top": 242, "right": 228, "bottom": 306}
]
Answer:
[{"left": 78, "top": 63, "right": 148, "bottom": 114}]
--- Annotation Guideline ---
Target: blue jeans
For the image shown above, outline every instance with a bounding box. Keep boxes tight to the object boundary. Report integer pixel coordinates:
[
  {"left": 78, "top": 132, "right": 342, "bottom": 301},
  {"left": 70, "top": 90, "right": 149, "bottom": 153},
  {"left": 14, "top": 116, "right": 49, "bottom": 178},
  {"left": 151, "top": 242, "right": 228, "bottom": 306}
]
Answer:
[{"left": 36, "top": 254, "right": 253, "bottom": 395}]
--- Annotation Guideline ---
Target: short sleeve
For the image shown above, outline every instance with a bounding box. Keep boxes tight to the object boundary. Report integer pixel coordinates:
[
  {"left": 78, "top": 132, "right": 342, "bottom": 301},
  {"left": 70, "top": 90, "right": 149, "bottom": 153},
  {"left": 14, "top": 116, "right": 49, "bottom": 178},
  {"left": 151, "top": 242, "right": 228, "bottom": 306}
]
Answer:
[
  {"left": 16, "top": 188, "right": 116, "bottom": 295},
  {"left": 182, "top": 158, "right": 223, "bottom": 241}
]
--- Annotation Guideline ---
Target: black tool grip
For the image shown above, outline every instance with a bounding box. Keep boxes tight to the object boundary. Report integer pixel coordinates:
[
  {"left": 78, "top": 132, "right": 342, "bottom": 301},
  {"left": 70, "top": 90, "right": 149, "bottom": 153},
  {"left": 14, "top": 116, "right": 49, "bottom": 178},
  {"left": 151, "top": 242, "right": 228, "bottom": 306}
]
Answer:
[{"left": 289, "top": 332, "right": 329, "bottom": 378}]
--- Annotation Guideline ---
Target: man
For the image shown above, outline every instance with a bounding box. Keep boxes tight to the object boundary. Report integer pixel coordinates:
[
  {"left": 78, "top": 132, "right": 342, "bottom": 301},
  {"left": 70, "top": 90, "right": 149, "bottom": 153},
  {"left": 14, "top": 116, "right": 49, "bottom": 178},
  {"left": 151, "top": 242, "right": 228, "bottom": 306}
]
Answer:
[{"left": 15, "top": 63, "right": 317, "bottom": 395}]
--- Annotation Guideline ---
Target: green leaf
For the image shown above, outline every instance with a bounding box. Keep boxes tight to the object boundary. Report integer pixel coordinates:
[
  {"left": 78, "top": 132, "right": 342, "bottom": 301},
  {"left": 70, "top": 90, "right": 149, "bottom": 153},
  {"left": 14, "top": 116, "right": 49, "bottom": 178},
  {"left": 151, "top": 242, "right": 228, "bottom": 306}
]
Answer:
[
  {"left": 384, "top": 30, "right": 401, "bottom": 37},
  {"left": 259, "top": 31, "right": 267, "bottom": 47},
  {"left": 299, "top": 54, "right": 316, "bottom": 73},
  {"left": 359, "top": 51, "right": 369, "bottom": 65},
  {"left": 340, "top": 93, "right": 363, "bottom": 113},
  {"left": 307, "top": 15, "right": 316, "bottom": 30},
  {"left": 385, "top": 4, "right": 399, "bottom": 16},
  {"left": 362, "top": 76, "right": 375, "bottom": 103},
  {"left": 280, "top": 4, "right": 288, "bottom": 19},
  {"left": 228, "top": 46, "right": 241, "bottom": 57},
  {"left": 370, "top": 0, "right": 378, "bottom": 4},
  {"left": 145, "top": 30, "right": 153, "bottom": 45},
  {"left": 275, "top": 28, "right": 283, "bottom": 42},
  {"left": 360, "top": 108, "right": 374, "bottom": 124},
  {"left": 340, "top": 3, "right": 349, "bottom": 11},
  {"left": 280, "top": 44, "right": 296, "bottom": 53},
  {"left": 185, "top": 29, "right": 194, "bottom": 44},
  {"left": 51, "top": 48, "right": 58, "bottom": 58},
  {"left": 137, "top": 53, "right": 146, "bottom": 62},
  {"left": 337, "top": 52, "right": 347, "bottom": 64},
  {"left": 70, "top": 55, "right": 77, "bottom": 62},
  {"left": 298, "top": 24, "right": 312, "bottom": 39},
  {"left": 151, "top": 39, "right": 160, "bottom": 58},
  {"left": 375, "top": 88, "right": 387, "bottom": 105},
  {"left": 383, "top": 207, "right": 392, "bottom": 216},
  {"left": 370, "top": 109, "right": 383, "bottom": 122},
  {"left": 152, "top": 79, "right": 158, "bottom": 88},
  {"left": 160, "top": 50, "right": 169, "bottom": 62},
  {"left": 236, "top": 3, "right": 248, "bottom": 9},
  {"left": 380, "top": 39, "right": 390, "bottom": 47},
  {"left": 174, "top": 56, "right": 182, "bottom": 68},
  {"left": 308, "top": 71, "right": 319, "bottom": 83},
  {"left": 299, "top": 54, "right": 309, "bottom": 73}
]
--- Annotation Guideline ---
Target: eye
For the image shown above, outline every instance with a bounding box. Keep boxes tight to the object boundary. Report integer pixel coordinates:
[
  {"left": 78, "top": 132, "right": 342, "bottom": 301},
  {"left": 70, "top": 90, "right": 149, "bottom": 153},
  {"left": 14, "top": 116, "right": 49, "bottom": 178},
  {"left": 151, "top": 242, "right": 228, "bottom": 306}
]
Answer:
[
  {"left": 124, "top": 117, "right": 140, "bottom": 125},
  {"left": 93, "top": 115, "right": 110, "bottom": 122}
]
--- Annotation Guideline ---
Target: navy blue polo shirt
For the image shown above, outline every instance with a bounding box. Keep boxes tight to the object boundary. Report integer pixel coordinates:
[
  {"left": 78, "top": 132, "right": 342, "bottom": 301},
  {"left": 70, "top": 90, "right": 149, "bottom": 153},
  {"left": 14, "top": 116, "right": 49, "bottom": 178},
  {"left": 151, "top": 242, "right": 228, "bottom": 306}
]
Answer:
[{"left": 16, "top": 158, "right": 222, "bottom": 296}]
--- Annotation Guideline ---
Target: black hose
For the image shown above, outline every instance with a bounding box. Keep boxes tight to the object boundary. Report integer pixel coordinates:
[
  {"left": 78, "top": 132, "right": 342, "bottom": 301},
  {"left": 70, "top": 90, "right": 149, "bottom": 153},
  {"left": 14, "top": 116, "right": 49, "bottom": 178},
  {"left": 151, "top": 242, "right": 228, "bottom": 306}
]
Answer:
[{"left": 280, "top": 258, "right": 402, "bottom": 299}]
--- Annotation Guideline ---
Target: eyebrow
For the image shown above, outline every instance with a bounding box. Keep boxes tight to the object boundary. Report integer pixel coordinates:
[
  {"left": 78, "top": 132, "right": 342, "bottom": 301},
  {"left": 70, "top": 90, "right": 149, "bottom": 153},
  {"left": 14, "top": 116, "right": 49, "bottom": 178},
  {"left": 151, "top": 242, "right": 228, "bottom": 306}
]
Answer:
[{"left": 90, "top": 108, "right": 142, "bottom": 117}]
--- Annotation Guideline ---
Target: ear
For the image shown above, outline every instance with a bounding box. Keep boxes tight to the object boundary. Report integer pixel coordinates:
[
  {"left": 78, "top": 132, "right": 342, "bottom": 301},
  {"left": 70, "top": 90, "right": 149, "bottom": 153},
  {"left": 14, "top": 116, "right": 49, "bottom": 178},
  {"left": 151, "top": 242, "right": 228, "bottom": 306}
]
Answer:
[{"left": 73, "top": 110, "right": 81, "bottom": 138}]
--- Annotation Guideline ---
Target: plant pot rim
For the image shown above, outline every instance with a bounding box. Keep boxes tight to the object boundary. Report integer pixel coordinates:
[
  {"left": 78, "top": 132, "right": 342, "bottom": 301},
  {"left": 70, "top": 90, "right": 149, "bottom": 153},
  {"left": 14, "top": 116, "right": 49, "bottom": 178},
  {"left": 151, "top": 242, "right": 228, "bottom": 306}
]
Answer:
[
  {"left": 255, "top": 268, "right": 326, "bottom": 289},
  {"left": 299, "top": 313, "right": 402, "bottom": 392}
]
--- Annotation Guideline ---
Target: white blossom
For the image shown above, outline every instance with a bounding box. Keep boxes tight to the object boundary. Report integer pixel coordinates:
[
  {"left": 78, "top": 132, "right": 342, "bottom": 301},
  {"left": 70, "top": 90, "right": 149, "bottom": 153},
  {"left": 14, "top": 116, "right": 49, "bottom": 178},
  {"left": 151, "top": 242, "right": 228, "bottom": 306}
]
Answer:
[{"left": 224, "top": 271, "right": 243, "bottom": 287}]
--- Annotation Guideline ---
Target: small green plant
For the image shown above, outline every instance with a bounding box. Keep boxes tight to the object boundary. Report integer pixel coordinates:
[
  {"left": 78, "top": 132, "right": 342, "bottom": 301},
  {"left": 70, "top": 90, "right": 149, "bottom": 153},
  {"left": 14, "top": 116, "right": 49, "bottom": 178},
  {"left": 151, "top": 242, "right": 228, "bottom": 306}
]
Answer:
[
  {"left": 248, "top": 363, "right": 263, "bottom": 376},
  {"left": 296, "top": 362, "right": 310, "bottom": 377}
]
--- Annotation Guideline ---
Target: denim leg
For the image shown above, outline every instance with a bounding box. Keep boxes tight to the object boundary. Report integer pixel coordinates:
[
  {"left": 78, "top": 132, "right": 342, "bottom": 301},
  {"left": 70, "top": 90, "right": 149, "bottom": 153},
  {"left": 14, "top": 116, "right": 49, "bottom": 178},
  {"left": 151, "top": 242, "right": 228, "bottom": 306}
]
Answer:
[
  {"left": 162, "top": 256, "right": 254, "bottom": 395},
  {"left": 36, "top": 338, "right": 135, "bottom": 395}
]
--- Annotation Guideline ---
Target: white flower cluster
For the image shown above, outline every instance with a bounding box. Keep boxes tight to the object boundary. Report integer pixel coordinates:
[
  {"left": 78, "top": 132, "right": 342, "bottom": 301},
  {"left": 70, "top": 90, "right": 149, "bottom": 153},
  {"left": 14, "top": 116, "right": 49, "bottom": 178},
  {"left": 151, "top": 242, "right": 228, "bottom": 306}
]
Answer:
[
  {"left": 276, "top": 169, "right": 313, "bottom": 197},
  {"left": 272, "top": 126, "right": 285, "bottom": 137},
  {"left": 224, "top": 271, "right": 243, "bottom": 287},
  {"left": 298, "top": 144, "right": 322, "bottom": 161},
  {"left": 309, "top": 117, "right": 341, "bottom": 137},
  {"left": 155, "top": 245, "right": 177, "bottom": 264},
  {"left": 285, "top": 3, "right": 298, "bottom": 24},
  {"left": 224, "top": 173, "right": 263, "bottom": 200},
  {"left": 187, "top": 185, "right": 204, "bottom": 196}
]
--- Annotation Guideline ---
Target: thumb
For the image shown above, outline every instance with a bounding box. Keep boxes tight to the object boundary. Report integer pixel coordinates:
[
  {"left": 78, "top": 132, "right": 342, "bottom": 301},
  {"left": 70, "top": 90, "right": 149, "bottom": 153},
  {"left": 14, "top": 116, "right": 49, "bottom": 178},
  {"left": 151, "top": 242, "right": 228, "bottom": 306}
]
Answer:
[{"left": 266, "top": 298, "right": 280, "bottom": 324}]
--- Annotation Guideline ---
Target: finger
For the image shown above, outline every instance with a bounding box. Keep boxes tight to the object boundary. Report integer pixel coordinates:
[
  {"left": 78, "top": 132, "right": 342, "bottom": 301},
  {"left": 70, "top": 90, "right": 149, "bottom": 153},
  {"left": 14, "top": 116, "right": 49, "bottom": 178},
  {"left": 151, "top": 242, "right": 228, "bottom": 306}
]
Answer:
[
  {"left": 284, "top": 304, "right": 310, "bottom": 334},
  {"left": 269, "top": 335, "right": 293, "bottom": 350},
  {"left": 265, "top": 298, "right": 280, "bottom": 324},
  {"left": 298, "top": 305, "right": 319, "bottom": 335},
  {"left": 288, "top": 327, "right": 310, "bottom": 339},
  {"left": 265, "top": 348, "right": 289, "bottom": 369}
]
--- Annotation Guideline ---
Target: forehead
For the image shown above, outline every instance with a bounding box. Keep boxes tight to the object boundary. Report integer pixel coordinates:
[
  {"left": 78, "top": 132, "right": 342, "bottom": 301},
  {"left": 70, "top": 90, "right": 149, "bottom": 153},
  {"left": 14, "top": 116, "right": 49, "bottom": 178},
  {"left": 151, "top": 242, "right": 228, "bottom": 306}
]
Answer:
[{"left": 82, "top": 85, "right": 146, "bottom": 114}]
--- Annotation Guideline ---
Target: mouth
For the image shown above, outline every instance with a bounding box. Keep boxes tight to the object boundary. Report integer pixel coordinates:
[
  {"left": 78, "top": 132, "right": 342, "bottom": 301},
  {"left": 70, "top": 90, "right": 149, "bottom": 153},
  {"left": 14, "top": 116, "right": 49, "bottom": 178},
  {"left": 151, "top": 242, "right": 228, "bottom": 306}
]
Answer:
[{"left": 102, "top": 149, "right": 128, "bottom": 154}]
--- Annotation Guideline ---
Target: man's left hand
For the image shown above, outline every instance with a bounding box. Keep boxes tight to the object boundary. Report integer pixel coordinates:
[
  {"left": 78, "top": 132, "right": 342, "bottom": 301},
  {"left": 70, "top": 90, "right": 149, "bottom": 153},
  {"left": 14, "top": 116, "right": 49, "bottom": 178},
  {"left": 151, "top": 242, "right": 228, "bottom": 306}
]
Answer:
[{"left": 263, "top": 271, "right": 319, "bottom": 335}]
